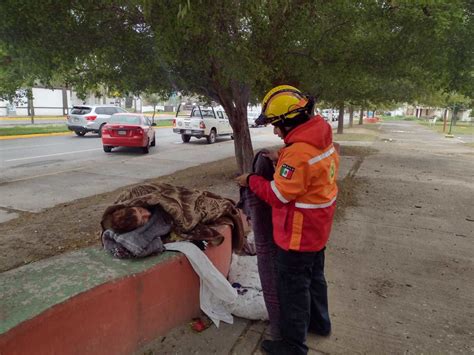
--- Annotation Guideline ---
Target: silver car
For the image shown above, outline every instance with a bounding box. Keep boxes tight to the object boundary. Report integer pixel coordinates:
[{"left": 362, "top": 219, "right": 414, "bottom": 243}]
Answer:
[
  {"left": 247, "top": 112, "right": 260, "bottom": 127},
  {"left": 67, "top": 105, "right": 128, "bottom": 137}
]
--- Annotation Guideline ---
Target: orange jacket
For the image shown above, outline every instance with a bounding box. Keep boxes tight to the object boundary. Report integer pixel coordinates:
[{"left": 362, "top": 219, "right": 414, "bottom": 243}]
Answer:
[{"left": 249, "top": 115, "right": 339, "bottom": 251}]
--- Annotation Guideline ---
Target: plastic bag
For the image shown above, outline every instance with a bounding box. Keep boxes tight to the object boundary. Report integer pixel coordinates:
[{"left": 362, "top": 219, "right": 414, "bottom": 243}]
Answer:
[{"left": 229, "top": 253, "right": 268, "bottom": 320}]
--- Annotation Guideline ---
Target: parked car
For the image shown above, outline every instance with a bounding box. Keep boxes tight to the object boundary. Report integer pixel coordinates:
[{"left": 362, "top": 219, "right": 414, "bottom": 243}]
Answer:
[
  {"left": 321, "top": 109, "right": 339, "bottom": 121},
  {"left": 101, "top": 113, "right": 156, "bottom": 154},
  {"left": 67, "top": 105, "right": 128, "bottom": 137},
  {"left": 247, "top": 112, "right": 260, "bottom": 127},
  {"left": 173, "top": 104, "right": 233, "bottom": 144}
]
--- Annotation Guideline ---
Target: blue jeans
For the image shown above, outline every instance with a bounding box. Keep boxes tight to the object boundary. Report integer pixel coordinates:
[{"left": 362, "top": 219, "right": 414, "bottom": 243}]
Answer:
[{"left": 276, "top": 247, "right": 331, "bottom": 355}]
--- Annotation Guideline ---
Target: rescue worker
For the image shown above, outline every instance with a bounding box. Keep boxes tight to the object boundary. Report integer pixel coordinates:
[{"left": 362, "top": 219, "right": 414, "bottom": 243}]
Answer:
[{"left": 236, "top": 85, "right": 339, "bottom": 354}]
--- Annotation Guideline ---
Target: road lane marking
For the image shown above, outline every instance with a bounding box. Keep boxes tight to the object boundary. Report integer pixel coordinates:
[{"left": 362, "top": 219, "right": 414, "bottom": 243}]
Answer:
[{"left": 5, "top": 148, "right": 102, "bottom": 162}]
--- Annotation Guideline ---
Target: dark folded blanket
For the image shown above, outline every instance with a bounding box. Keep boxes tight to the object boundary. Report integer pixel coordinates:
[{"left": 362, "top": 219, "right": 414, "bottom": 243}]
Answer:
[
  {"left": 102, "top": 208, "right": 171, "bottom": 259},
  {"left": 101, "top": 182, "right": 244, "bottom": 251}
]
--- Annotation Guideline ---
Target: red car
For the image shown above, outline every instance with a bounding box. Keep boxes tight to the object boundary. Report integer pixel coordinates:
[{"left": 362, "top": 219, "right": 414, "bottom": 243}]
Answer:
[{"left": 101, "top": 113, "right": 156, "bottom": 154}]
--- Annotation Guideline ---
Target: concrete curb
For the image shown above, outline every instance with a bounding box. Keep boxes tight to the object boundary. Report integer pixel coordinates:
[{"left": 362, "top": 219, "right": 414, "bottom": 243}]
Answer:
[
  {"left": 0, "top": 132, "right": 73, "bottom": 140},
  {"left": 0, "top": 226, "right": 232, "bottom": 355}
]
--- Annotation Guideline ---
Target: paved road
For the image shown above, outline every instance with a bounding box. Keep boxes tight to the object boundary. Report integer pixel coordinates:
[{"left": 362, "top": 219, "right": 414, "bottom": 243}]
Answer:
[
  {"left": 0, "top": 126, "right": 281, "bottom": 219},
  {"left": 0, "top": 115, "right": 346, "bottom": 221}
]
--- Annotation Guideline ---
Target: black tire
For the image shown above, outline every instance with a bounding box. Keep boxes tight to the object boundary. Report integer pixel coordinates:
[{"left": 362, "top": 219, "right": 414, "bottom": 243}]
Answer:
[
  {"left": 181, "top": 134, "right": 191, "bottom": 143},
  {"left": 75, "top": 131, "right": 86, "bottom": 137},
  {"left": 103, "top": 145, "right": 112, "bottom": 153},
  {"left": 150, "top": 135, "right": 156, "bottom": 146},
  {"left": 142, "top": 139, "right": 150, "bottom": 154},
  {"left": 98, "top": 124, "right": 106, "bottom": 137},
  {"left": 206, "top": 129, "right": 216, "bottom": 144}
]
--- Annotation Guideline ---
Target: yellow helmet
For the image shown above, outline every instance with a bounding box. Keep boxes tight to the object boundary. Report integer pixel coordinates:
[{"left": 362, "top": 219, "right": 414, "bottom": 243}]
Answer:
[{"left": 256, "top": 85, "right": 314, "bottom": 126}]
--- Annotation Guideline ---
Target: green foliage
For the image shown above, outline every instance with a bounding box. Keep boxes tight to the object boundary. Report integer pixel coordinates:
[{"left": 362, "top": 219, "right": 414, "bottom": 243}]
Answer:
[
  {"left": 142, "top": 93, "right": 163, "bottom": 106},
  {"left": 0, "top": 1, "right": 471, "bottom": 105}
]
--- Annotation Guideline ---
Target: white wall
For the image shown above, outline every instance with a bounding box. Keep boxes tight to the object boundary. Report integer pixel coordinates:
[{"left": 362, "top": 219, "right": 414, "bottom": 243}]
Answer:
[
  {"left": 0, "top": 99, "right": 8, "bottom": 116},
  {"left": 2, "top": 88, "right": 70, "bottom": 116}
]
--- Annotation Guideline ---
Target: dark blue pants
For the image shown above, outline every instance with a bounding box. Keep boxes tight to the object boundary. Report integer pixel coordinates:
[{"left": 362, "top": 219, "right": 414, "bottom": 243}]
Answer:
[{"left": 276, "top": 247, "right": 331, "bottom": 355}]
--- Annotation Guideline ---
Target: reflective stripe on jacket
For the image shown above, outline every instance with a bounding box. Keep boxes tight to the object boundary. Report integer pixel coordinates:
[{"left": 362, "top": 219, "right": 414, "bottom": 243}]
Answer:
[{"left": 249, "top": 115, "right": 339, "bottom": 251}]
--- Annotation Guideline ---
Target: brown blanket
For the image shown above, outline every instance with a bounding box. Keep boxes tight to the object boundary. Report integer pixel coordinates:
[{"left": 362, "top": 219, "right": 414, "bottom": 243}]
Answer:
[{"left": 101, "top": 182, "right": 244, "bottom": 250}]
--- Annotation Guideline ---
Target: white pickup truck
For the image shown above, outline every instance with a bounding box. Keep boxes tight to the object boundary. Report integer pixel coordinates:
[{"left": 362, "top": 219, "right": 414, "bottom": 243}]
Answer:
[{"left": 172, "top": 104, "right": 233, "bottom": 144}]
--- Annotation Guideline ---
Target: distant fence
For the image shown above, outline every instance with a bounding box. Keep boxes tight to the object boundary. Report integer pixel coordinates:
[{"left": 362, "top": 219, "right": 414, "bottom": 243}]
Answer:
[{"left": 0, "top": 87, "right": 71, "bottom": 117}]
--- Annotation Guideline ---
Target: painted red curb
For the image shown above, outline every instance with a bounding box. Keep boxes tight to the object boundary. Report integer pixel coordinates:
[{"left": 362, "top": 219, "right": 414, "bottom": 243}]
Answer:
[{"left": 0, "top": 226, "right": 232, "bottom": 355}]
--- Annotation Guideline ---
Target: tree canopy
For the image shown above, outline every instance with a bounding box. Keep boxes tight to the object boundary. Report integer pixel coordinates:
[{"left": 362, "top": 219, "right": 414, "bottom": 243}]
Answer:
[{"left": 0, "top": 0, "right": 472, "bottom": 171}]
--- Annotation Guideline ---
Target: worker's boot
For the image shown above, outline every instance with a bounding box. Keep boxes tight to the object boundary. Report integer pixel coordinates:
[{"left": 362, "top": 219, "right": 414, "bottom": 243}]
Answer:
[{"left": 260, "top": 340, "right": 304, "bottom": 355}]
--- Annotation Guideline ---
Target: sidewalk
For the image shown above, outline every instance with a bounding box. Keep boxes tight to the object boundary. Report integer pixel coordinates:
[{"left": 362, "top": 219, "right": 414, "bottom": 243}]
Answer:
[{"left": 142, "top": 121, "right": 474, "bottom": 354}]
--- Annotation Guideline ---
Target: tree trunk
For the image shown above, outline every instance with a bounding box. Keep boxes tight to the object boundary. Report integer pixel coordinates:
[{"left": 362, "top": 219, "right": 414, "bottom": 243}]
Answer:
[
  {"left": 359, "top": 108, "right": 364, "bottom": 125},
  {"left": 232, "top": 114, "right": 254, "bottom": 173},
  {"left": 453, "top": 106, "right": 458, "bottom": 126},
  {"left": 337, "top": 103, "right": 344, "bottom": 134},
  {"left": 443, "top": 108, "right": 448, "bottom": 133},
  {"left": 227, "top": 104, "right": 254, "bottom": 173},
  {"left": 349, "top": 105, "right": 354, "bottom": 128},
  {"left": 209, "top": 79, "right": 255, "bottom": 173},
  {"left": 152, "top": 104, "right": 156, "bottom": 124},
  {"left": 217, "top": 93, "right": 254, "bottom": 173},
  {"left": 62, "top": 87, "right": 69, "bottom": 116},
  {"left": 27, "top": 88, "right": 35, "bottom": 124}
]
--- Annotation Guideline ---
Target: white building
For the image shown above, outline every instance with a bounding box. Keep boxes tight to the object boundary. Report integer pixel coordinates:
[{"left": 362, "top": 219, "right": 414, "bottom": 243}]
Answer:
[{"left": 0, "top": 87, "right": 142, "bottom": 116}]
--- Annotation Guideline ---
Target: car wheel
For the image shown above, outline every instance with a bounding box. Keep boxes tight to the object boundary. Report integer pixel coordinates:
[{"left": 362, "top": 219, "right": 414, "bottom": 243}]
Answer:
[
  {"left": 98, "top": 124, "right": 106, "bottom": 137},
  {"left": 181, "top": 134, "right": 191, "bottom": 143},
  {"left": 142, "top": 139, "right": 150, "bottom": 154},
  {"left": 206, "top": 129, "right": 216, "bottom": 144},
  {"left": 75, "top": 131, "right": 86, "bottom": 137},
  {"left": 103, "top": 145, "right": 112, "bottom": 153},
  {"left": 150, "top": 135, "right": 156, "bottom": 146}
]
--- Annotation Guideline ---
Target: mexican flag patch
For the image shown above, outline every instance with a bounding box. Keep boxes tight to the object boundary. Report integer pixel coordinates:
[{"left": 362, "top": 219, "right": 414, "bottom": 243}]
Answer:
[{"left": 279, "top": 164, "right": 295, "bottom": 179}]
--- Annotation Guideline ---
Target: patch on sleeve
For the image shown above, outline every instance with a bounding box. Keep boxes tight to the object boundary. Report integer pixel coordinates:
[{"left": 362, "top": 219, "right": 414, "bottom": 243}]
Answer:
[
  {"left": 279, "top": 164, "right": 295, "bottom": 179},
  {"left": 329, "top": 159, "right": 336, "bottom": 183}
]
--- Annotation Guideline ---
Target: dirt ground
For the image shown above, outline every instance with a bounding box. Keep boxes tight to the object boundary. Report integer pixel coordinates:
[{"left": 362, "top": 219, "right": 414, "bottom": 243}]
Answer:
[{"left": 0, "top": 141, "right": 374, "bottom": 273}]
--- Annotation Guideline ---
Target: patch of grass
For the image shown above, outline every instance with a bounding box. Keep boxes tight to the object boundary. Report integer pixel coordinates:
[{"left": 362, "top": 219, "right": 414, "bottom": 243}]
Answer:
[
  {"left": 380, "top": 115, "right": 416, "bottom": 121},
  {"left": 0, "top": 124, "right": 69, "bottom": 136},
  {"left": 0, "top": 115, "right": 66, "bottom": 121},
  {"left": 143, "top": 112, "right": 175, "bottom": 116},
  {"left": 418, "top": 120, "right": 474, "bottom": 135},
  {"left": 152, "top": 119, "right": 173, "bottom": 127}
]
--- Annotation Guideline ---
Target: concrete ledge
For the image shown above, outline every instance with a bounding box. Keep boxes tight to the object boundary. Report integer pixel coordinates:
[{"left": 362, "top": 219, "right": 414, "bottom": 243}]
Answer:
[{"left": 0, "top": 226, "right": 232, "bottom": 355}]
